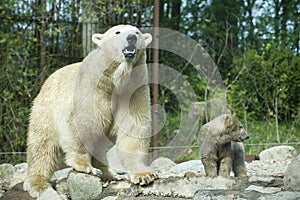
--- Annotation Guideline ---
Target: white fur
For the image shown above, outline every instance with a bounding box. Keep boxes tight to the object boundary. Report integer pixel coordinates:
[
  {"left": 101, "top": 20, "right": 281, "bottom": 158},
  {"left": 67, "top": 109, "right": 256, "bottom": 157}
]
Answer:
[{"left": 24, "top": 25, "right": 156, "bottom": 198}]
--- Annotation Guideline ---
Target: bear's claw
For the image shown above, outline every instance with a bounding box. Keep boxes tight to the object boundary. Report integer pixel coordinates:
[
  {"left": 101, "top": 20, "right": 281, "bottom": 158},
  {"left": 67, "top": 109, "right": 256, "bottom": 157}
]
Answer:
[
  {"left": 132, "top": 172, "right": 158, "bottom": 186},
  {"left": 91, "top": 167, "right": 103, "bottom": 176}
]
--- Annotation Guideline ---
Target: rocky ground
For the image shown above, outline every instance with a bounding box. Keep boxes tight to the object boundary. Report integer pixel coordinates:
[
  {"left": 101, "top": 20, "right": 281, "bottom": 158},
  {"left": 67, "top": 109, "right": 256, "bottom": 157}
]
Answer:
[{"left": 0, "top": 145, "right": 300, "bottom": 200}]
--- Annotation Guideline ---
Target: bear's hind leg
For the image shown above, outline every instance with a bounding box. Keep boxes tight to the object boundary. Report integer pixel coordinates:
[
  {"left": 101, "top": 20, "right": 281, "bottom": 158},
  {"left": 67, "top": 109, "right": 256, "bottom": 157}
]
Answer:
[
  {"left": 202, "top": 157, "right": 218, "bottom": 177},
  {"left": 232, "top": 142, "right": 247, "bottom": 177},
  {"left": 91, "top": 156, "right": 115, "bottom": 181},
  {"left": 218, "top": 143, "right": 232, "bottom": 177},
  {"left": 232, "top": 162, "right": 247, "bottom": 177},
  {"left": 24, "top": 138, "right": 62, "bottom": 197},
  {"left": 65, "top": 150, "right": 102, "bottom": 176},
  {"left": 219, "top": 156, "right": 232, "bottom": 177}
]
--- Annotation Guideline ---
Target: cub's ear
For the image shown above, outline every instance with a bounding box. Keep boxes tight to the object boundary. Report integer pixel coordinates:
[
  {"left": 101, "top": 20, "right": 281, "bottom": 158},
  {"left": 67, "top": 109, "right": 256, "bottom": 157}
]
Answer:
[
  {"left": 92, "top": 34, "right": 104, "bottom": 46},
  {"left": 224, "top": 114, "right": 233, "bottom": 128},
  {"left": 143, "top": 33, "right": 152, "bottom": 47}
]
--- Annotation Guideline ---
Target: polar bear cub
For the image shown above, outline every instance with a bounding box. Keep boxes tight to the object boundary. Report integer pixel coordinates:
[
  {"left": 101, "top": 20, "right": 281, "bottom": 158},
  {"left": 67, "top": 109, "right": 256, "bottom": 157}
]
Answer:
[
  {"left": 198, "top": 114, "right": 249, "bottom": 177},
  {"left": 24, "top": 25, "right": 157, "bottom": 197}
]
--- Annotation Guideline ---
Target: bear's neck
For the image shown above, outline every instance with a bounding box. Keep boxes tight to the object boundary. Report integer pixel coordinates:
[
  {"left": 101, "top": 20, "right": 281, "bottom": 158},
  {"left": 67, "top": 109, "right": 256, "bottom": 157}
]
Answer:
[
  {"left": 218, "top": 131, "right": 233, "bottom": 144},
  {"left": 97, "top": 60, "right": 134, "bottom": 95}
]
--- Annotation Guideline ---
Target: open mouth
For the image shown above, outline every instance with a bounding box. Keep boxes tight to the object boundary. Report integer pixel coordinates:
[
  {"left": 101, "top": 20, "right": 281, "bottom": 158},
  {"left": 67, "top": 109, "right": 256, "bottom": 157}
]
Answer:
[
  {"left": 122, "top": 45, "right": 136, "bottom": 59},
  {"left": 238, "top": 135, "right": 249, "bottom": 142}
]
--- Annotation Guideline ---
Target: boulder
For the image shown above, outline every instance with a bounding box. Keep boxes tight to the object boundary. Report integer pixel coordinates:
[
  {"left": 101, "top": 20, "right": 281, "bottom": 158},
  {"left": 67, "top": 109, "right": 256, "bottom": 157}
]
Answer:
[
  {"left": 67, "top": 170, "right": 102, "bottom": 200},
  {"left": 259, "top": 146, "right": 296, "bottom": 161},
  {"left": 0, "top": 164, "right": 14, "bottom": 179},
  {"left": 104, "top": 176, "right": 245, "bottom": 198},
  {"left": 0, "top": 164, "right": 14, "bottom": 191},
  {"left": 37, "top": 187, "right": 65, "bottom": 200},
  {"left": 193, "top": 190, "right": 300, "bottom": 200},
  {"left": 245, "top": 185, "right": 281, "bottom": 193},
  {"left": 170, "top": 160, "right": 204, "bottom": 174},
  {"left": 150, "top": 157, "right": 176, "bottom": 172},
  {"left": 51, "top": 168, "right": 72, "bottom": 181},
  {"left": 246, "top": 159, "right": 291, "bottom": 177},
  {"left": 12, "top": 163, "right": 27, "bottom": 187},
  {"left": 284, "top": 153, "right": 300, "bottom": 191}
]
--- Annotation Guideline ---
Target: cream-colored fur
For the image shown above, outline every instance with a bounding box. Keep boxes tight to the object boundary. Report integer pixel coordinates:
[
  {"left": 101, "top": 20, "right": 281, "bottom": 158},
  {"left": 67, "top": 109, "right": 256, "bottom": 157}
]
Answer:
[
  {"left": 198, "top": 114, "right": 249, "bottom": 177},
  {"left": 24, "top": 25, "right": 156, "bottom": 198}
]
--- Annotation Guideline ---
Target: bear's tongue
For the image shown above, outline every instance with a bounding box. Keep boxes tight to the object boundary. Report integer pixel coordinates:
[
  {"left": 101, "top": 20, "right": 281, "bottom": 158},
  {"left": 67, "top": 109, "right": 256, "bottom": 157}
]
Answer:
[{"left": 123, "top": 45, "right": 136, "bottom": 59}]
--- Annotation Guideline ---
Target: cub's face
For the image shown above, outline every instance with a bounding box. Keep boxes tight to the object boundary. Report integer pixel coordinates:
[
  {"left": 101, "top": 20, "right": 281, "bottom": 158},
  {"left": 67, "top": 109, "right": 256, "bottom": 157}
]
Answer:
[
  {"left": 225, "top": 115, "right": 249, "bottom": 142},
  {"left": 92, "top": 25, "right": 152, "bottom": 62}
]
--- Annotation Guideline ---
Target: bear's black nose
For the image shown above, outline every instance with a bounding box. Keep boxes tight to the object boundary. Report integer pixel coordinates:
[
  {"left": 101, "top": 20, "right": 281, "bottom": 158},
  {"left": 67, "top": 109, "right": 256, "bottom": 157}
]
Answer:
[{"left": 127, "top": 34, "right": 137, "bottom": 44}]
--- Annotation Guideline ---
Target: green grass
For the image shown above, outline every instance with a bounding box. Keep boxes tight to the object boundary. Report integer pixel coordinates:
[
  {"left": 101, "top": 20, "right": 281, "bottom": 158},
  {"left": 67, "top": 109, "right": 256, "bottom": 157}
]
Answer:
[{"left": 244, "top": 120, "right": 300, "bottom": 155}]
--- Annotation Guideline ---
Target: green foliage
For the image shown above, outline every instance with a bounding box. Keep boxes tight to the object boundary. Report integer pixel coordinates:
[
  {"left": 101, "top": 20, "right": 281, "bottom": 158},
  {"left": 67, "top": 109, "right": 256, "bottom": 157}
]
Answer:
[
  {"left": 227, "top": 45, "right": 300, "bottom": 122},
  {"left": 0, "top": 31, "right": 38, "bottom": 164}
]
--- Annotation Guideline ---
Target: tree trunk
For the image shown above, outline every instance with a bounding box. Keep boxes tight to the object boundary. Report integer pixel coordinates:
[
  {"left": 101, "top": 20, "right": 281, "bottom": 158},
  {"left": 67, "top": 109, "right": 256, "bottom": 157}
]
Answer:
[
  {"left": 82, "top": 0, "right": 97, "bottom": 57},
  {"left": 39, "top": 0, "right": 47, "bottom": 84}
]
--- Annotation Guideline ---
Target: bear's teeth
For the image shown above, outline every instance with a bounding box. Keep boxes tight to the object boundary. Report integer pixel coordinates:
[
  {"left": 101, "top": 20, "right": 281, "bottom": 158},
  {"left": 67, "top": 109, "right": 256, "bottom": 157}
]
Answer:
[{"left": 124, "top": 48, "right": 136, "bottom": 54}]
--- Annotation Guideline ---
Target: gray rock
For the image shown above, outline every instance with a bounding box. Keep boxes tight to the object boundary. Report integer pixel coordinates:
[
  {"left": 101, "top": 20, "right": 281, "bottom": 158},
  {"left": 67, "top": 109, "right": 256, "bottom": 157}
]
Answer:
[
  {"left": 284, "top": 153, "right": 300, "bottom": 191},
  {"left": 262, "top": 191, "right": 300, "bottom": 200},
  {"left": 170, "top": 160, "right": 204, "bottom": 174},
  {"left": 37, "top": 187, "right": 62, "bottom": 200},
  {"left": 0, "top": 164, "right": 14, "bottom": 179},
  {"left": 259, "top": 146, "right": 296, "bottom": 161},
  {"left": 0, "top": 164, "right": 14, "bottom": 190},
  {"left": 67, "top": 171, "right": 102, "bottom": 200},
  {"left": 193, "top": 189, "right": 261, "bottom": 200},
  {"left": 103, "top": 197, "right": 187, "bottom": 200},
  {"left": 150, "top": 157, "right": 176, "bottom": 171},
  {"left": 51, "top": 167, "right": 72, "bottom": 181},
  {"left": 107, "top": 176, "right": 246, "bottom": 198},
  {"left": 14, "top": 163, "right": 28, "bottom": 172},
  {"left": 12, "top": 163, "right": 28, "bottom": 187},
  {"left": 246, "top": 159, "right": 292, "bottom": 177},
  {"left": 104, "top": 197, "right": 187, "bottom": 200},
  {"left": 245, "top": 185, "right": 281, "bottom": 193},
  {"left": 0, "top": 190, "right": 4, "bottom": 198},
  {"left": 248, "top": 176, "right": 283, "bottom": 187},
  {"left": 193, "top": 190, "right": 300, "bottom": 200}
]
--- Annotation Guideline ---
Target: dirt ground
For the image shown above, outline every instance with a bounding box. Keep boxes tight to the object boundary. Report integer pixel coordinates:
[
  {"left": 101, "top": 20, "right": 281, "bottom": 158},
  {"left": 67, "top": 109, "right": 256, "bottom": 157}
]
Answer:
[{"left": 0, "top": 182, "right": 34, "bottom": 200}]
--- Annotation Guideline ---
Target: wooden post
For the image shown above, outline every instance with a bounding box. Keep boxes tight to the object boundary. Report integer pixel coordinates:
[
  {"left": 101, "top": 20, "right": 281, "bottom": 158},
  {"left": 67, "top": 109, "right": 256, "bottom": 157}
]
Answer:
[
  {"left": 39, "top": 0, "right": 47, "bottom": 84},
  {"left": 152, "top": 0, "right": 159, "bottom": 160}
]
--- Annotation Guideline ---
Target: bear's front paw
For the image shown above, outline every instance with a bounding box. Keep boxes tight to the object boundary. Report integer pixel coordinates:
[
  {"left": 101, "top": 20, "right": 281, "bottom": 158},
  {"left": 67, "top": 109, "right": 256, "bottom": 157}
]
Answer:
[
  {"left": 90, "top": 167, "right": 103, "bottom": 176},
  {"left": 132, "top": 172, "right": 158, "bottom": 186},
  {"left": 73, "top": 165, "right": 103, "bottom": 177}
]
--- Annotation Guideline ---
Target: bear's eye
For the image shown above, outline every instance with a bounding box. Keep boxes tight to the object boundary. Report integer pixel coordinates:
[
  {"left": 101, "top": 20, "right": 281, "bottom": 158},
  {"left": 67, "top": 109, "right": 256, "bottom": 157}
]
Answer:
[
  {"left": 115, "top": 31, "right": 121, "bottom": 34},
  {"left": 135, "top": 31, "right": 140, "bottom": 35},
  {"left": 239, "top": 125, "right": 243, "bottom": 130}
]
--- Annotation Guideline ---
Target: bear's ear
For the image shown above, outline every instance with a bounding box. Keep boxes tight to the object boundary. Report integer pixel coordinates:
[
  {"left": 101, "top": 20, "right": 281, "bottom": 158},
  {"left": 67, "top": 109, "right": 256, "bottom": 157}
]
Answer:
[
  {"left": 92, "top": 34, "right": 104, "bottom": 46},
  {"left": 143, "top": 33, "right": 152, "bottom": 47},
  {"left": 224, "top": 114, "right": 233, "bottom": 128}
]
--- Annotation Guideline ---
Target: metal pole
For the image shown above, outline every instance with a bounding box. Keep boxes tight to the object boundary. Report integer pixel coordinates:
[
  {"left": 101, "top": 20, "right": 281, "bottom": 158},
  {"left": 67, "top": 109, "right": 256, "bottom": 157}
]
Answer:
[{"left": 152, "top": 0, "right": 159, "bottom": 160}]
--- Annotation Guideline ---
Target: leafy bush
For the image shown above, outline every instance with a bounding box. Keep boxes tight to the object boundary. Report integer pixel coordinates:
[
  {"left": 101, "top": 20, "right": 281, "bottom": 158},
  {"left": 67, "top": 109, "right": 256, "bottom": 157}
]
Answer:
[{"left": 227, "top": 45, "right": 300, "bottom": 122}]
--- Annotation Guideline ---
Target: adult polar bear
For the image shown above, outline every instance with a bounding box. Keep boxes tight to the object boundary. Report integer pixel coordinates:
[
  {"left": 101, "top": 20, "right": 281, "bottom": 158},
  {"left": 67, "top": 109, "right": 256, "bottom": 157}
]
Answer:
[{"left": 24, "top": 25, "right": 156, "bottom": 197}]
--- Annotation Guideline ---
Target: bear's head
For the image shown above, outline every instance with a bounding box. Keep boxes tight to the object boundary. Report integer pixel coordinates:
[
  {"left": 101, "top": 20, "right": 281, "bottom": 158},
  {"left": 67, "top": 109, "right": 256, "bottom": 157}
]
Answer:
[
  {"left": 92, "top": 25, "right": 152, "bottom": 64},
  {"left": 224, "top": 115, "right": 249, "bottom": 142}
]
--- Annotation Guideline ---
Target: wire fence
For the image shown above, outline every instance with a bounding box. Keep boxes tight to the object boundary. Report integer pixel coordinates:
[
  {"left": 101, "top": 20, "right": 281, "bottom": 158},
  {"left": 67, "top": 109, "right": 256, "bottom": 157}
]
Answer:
[{"left": 1, "top": 142, "right": 299, "bottom": 155}]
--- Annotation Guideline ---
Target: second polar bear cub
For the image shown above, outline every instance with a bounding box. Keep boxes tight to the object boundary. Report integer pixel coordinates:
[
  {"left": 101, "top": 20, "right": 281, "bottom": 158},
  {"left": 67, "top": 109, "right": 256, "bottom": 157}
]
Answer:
[
  {"left": 198, "top": 114, "right": 249, "bottom": 177},
  {"left": 24, "top": 25, "right": 156, "bottom": 198}
]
